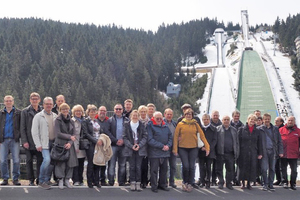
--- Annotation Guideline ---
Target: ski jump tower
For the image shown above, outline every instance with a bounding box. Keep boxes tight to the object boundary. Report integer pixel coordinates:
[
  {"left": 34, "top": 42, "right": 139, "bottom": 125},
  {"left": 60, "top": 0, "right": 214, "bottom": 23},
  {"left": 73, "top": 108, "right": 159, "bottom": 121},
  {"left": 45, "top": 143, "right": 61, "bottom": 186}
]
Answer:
[
  {"left": 241, "top": 10, "right": 251, "bottom": 50},
  {"left": 214, "top": 28, "right": 226, "bottom": 67}
]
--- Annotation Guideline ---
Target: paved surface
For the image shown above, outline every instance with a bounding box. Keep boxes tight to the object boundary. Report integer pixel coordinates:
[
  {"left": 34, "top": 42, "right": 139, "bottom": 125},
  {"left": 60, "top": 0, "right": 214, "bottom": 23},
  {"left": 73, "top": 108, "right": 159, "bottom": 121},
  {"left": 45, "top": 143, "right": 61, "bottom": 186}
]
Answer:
[
  {"left": 0, "top": 186, "right": 299, "bottom": 200},
  {"left": 237, "top": 50, "right": 278, "bottom": 122}
]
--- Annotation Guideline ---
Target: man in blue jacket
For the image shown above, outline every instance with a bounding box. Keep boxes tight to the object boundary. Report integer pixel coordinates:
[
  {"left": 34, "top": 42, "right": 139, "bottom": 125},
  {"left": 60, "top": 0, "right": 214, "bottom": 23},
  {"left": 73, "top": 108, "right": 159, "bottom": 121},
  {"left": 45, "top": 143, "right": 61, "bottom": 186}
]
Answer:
[
  {"left": 0, "top": 95, "right": 21, "bottom": 186},
  {"left": 148, "top": 111, "right": 172, "bottom": 193}
]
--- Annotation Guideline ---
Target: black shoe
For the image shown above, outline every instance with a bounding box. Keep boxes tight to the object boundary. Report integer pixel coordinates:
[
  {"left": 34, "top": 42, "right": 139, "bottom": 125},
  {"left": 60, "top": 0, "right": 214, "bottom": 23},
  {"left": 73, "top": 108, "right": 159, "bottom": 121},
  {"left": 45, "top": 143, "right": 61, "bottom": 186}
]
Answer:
[
  {"left": 29, "top": 180, "right": 35, "bottom": 186},
  {"left": 226, "top": 184, "right": 233, "bottom": 190},
  {"left": 158, "top": 186, "right": 169, "bottom": 191},
  {"left": 141, "top": 183, "right": 147, "bottom": 188},
  {"left": 169, "top": 183, "right": 177, "bottom": 188},
  {"left": 192, "top": 184, "right": 200, "bottom": 189},
  {"left": 269, "top": 185, "right": 275, "bottom": 191},
  {"left": 88, "top": 184, "right": 93, "bottom": 188},
  {"left": 199, "top": 183, "right": 205, "bottom": 188},
  {"left": 283, "top": 183, "right": 289, "bottom": 189},
  {"left": 1, "top": 180, "right": 8, "bottom": 185},
  {"left": 119, "top": 183, "right": 125, "bottom": 186},
  {"left": 291, "top": 185, "right": 297, "bottom": 190},
  {"left": 205, "top": 183, "right": 210, "bottom": 189},
  {"left": 108, "top": 182, "right": 114, "bottom": 186},
  {"left": 101, "top": 182, "right": 108, "bottom": 186},
  {"left": 218, "top": 184, "right": 223, "bottom": 189},
  {"left": 211, "top": 181, "right": 217, "bottom": 186},
  {"left": 262, "top": 185, "right": 268, "bottom": 191},
  {"left": 47, "top": 181, "right": 58, "bottom": 186},
  {"left": 38, "top": 182, "right": 51, "bottom": 190},
  {"left": 234, "top": 180, "right": 240, "bottom": 186},
  {"left": 151, "top": 188, "right": 158, "bottom": 193},
  {"left": 247, "top": 184, "right": 252, "bottom": 190},
  {"left": 273, "top": 181, "right": 281, "bottom": 185},
  {"left": 13, "top": 180, "right": 21, "bottom": 186},
  {"left": 95, "top": 184, "right": 101, "bottom": 188}
]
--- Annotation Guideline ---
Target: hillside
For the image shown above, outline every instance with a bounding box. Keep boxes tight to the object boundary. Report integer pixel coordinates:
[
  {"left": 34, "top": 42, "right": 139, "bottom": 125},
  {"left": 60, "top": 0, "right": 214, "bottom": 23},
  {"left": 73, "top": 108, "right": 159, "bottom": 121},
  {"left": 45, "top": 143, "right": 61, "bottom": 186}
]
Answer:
[{"left": 0, "top": 18, "right": 219, "bottom": 112}]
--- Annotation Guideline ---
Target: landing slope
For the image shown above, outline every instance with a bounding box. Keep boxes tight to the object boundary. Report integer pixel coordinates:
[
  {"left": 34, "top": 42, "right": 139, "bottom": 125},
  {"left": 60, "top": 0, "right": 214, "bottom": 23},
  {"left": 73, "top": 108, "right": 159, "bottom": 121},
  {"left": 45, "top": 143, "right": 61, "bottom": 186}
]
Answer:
[{"left": 237, "top": 51, "right": 277, "bottom": 122}]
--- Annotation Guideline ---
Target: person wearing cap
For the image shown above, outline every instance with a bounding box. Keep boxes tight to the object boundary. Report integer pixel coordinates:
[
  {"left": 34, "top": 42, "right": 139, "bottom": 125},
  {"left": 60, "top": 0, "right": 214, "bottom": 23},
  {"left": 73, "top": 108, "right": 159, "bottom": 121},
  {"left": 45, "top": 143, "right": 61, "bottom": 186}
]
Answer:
[{"left": 177, "top": 104, "right": 201, "bottom": 125}]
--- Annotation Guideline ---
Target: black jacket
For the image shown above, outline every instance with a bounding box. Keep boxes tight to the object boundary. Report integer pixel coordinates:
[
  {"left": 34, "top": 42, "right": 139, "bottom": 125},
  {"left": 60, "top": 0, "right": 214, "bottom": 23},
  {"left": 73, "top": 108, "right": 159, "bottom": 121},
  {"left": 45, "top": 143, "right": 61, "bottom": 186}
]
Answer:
[
  {"left": 20, "top": 105, "right": 42, "bottom": 149},
  {"left": 108, "top": 114, "right": 129, "bottom": 146},
  {"left": 123, "top": 121, "right": 148, "bottom": 157},
  {"left": 216, "top": 125, "right": 239, "bottom": 160},
  {"left": 258, "top": 123, "right": 283, "bottom": 158},
  {"left": 0, "top": 107, "right": 21, "bottom": 143},
  {"left": 199, "top": 124, "right": 217, "bottom": 159}
]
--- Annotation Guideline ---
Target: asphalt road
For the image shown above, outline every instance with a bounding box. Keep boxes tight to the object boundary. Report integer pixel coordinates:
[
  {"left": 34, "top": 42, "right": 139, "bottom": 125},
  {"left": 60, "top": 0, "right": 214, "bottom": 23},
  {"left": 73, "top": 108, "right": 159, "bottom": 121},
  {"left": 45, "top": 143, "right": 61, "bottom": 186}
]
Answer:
[{"left": 0, "top": 186, "right": 299, "bottom": 200}]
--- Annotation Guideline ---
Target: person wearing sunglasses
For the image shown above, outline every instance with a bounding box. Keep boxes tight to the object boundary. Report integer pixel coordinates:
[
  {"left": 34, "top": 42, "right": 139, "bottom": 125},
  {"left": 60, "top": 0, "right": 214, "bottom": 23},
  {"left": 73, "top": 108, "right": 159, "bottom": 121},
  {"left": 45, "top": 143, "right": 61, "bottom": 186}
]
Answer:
[{"left": 107, "top": 104, "right": 129, "bottom": 186}]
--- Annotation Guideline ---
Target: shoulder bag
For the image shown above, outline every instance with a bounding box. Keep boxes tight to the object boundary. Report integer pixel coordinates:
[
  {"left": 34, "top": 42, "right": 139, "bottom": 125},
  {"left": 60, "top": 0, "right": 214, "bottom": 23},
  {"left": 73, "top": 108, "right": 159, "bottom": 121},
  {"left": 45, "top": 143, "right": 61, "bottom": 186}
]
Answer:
[{"left": 50, "top": 143, "right": 70, "bottom": 161}]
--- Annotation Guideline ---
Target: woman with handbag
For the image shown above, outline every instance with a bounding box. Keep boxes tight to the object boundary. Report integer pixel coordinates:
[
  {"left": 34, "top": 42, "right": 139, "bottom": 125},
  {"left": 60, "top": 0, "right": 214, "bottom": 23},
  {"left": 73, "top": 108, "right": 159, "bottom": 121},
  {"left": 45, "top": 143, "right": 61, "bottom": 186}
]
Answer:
[
  {"left": 173, "top": 108, "right": 210, "bottom": 192},
  {"left": 71, "top": 104, "right": 87, "bottom": 186},
  {"left": 123, "top": 110, "right": 148, "bottom": 191},
  {"left": 53, "top": 103, "right": 78, "bottom": 189},
  {"left": 84, "top": 104, "right": 102, "bottom": 188}
]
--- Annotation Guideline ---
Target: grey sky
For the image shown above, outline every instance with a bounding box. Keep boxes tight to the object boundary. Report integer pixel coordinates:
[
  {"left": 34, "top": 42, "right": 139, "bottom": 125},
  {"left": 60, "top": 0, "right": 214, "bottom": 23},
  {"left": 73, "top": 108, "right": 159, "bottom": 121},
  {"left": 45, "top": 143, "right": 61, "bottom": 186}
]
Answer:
[{"left": 1, "top": 0, "right": 299, "bottom": 32}]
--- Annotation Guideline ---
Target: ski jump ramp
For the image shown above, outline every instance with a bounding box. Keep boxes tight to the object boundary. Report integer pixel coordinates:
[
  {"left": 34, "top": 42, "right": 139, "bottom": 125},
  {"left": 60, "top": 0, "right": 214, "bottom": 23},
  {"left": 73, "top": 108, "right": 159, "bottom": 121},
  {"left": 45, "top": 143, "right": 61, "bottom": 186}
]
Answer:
[{"left": 236, "top": 50, "right": 278, "bottom": 122}]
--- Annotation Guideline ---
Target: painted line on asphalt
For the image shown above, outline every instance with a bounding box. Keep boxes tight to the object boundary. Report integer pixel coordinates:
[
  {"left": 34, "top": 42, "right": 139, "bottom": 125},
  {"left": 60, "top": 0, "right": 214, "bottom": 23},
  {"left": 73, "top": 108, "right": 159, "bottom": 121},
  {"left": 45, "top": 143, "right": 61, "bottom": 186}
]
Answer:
[
  {"left": 215, "top": 189, "right": 229, "bottom": 193},
  {"left": 172, "top": 188, "right": 183, "bottom": 193},
  {"left": 23, "top": 188, "right": 29, "bottom": 193},
  {"left": 120, "top": 187, "right": 129, "bottom": 193},
  {"left": 201, "top": 189, "right": 223, "bottom": 198},
  {"left": 195, "top": 189, "right": 207, "bottom": 195},
  {"left": 94, "top": 187, "right": 100, "bottom": 192}
]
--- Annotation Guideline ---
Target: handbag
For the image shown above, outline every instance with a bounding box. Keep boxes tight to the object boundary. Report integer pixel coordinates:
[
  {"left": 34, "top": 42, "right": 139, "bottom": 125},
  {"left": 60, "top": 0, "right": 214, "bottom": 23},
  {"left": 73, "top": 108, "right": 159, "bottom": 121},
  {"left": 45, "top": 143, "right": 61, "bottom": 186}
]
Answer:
[
  {"left": 50, "top": 143, "right": 70, "bottom": 161},
  {"left": 79, "top": 129, "right": 90, "bottom": 150},
  {"left": 79, "top": 138, "right": 90, "bottom": 150},
  {"left": 197, "top": 132, "right": 204, "bottom": 148}
]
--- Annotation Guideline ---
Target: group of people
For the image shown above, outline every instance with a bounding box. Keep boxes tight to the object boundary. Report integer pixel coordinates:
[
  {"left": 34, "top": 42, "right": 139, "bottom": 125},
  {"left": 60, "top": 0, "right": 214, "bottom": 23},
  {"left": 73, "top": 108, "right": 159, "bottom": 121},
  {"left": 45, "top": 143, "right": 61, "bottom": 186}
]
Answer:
[{"left": 0, "top": 93, "right": 299, "bottom": 193}]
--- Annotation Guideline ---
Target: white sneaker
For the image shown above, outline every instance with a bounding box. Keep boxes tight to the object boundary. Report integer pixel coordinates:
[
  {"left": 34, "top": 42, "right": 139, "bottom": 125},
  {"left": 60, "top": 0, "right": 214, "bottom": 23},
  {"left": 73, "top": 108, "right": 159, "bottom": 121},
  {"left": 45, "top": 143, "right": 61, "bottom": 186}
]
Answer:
[{"left": 59, "top": 179, "right": 64, "bottom": 190}]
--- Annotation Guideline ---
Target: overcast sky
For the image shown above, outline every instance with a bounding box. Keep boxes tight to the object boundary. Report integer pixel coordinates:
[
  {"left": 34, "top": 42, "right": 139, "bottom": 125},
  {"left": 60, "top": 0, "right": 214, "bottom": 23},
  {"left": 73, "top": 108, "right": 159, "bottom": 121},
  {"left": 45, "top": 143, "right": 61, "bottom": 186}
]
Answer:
[{"left": 1, "top": 0, "right": 299, "bottom": 32}]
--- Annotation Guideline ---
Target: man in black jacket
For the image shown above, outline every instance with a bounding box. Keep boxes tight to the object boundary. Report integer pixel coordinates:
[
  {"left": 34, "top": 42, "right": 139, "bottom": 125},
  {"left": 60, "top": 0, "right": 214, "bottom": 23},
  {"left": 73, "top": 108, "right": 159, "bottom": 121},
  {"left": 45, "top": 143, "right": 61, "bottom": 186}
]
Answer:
[
  {"left": 107, "top": 104, "right": 129, "bottom": 186},
  {"left": 0, "top": 95, "right": 21, "bottom": 186},
  {"left": 215, "top": 115, "right": 239, "bottom": 190},
  {"left": 20, "top": 92, "right": 43, "bottom": 186}
]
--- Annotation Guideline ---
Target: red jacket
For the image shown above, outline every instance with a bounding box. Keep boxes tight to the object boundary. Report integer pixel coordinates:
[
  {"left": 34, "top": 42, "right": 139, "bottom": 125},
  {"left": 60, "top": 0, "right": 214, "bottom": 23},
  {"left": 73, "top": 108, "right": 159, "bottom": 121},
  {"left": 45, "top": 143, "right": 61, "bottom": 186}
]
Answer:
[{"left": 279, "top": 124, "right": 300, "bottom": 159}]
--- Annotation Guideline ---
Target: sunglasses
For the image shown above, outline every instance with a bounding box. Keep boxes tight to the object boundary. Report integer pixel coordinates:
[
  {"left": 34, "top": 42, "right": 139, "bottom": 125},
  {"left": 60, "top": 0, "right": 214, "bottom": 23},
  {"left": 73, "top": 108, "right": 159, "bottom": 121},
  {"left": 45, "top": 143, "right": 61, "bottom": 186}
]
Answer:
[
  {"left": 115, "top": 108, "right": 123, "bottom": 111},
  {"left": 155, "top": 118, "right": 162, "bottom": 120}
]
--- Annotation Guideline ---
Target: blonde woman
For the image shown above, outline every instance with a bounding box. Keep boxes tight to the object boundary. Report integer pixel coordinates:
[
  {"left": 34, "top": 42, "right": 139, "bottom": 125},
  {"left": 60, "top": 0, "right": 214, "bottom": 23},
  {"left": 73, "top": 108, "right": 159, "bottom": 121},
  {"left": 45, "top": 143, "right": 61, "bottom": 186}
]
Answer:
[
  {"left": 71, "top": 105, "right": 86, "bottom": 186},
  {"left": 54, "top": 103, "right": 78, "bottom": 189},
  {"left": 123, "top": 110, "right": 147, "bottom": 191},
  {"left": 84, "top": 104, "right": 102, "bottom": 188},
  {"left": 238, "top": 114, "right": 262, "bottom": 190},
  {"left": 173, "top": 108, "right": 210, "bottom": 192}
]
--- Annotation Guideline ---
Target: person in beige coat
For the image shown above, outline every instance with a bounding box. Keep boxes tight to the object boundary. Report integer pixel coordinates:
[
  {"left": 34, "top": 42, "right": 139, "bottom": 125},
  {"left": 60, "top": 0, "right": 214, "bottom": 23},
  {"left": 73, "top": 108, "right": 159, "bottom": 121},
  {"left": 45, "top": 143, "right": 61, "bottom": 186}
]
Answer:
[{"left": 31, "top": 97, "right": 57, "bottom": 190}]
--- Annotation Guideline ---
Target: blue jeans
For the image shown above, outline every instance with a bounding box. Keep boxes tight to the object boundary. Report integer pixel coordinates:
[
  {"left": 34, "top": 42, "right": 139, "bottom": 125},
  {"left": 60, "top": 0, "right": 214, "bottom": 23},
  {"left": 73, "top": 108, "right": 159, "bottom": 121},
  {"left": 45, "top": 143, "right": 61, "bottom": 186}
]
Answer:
[
  {"left": 0, "top": 139, "right": 20, "bottom": 180},
  {"left": 261, "top": 149, "right": 276, "bottom": 187},
  {"left": 178, "top": 147, "right": 198, "bottom": 184},
  {"left": 39, "top": 149, "right": 51, "bottom": 183},
  {"left": 108, "top": 146, "right": 126, "bottom": 185}
]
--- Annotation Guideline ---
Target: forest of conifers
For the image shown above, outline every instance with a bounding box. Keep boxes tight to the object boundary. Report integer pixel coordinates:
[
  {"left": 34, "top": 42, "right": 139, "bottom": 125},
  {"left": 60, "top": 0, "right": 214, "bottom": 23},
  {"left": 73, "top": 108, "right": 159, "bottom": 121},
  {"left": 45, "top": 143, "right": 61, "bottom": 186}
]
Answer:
[
  {"left": 0, "top": 14, "right": 299, "bottom": 114},
  {"left": 0, "top": 17, "right": 223, "bottom": 113}
]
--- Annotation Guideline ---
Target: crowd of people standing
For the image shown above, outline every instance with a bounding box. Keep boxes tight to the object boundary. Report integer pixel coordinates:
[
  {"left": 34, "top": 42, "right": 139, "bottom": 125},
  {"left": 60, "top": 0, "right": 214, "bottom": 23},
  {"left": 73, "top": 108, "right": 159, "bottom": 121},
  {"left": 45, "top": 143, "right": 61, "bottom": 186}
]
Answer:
[{"left": 0, "top": 93, "right": 299, "bottom": 193}]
